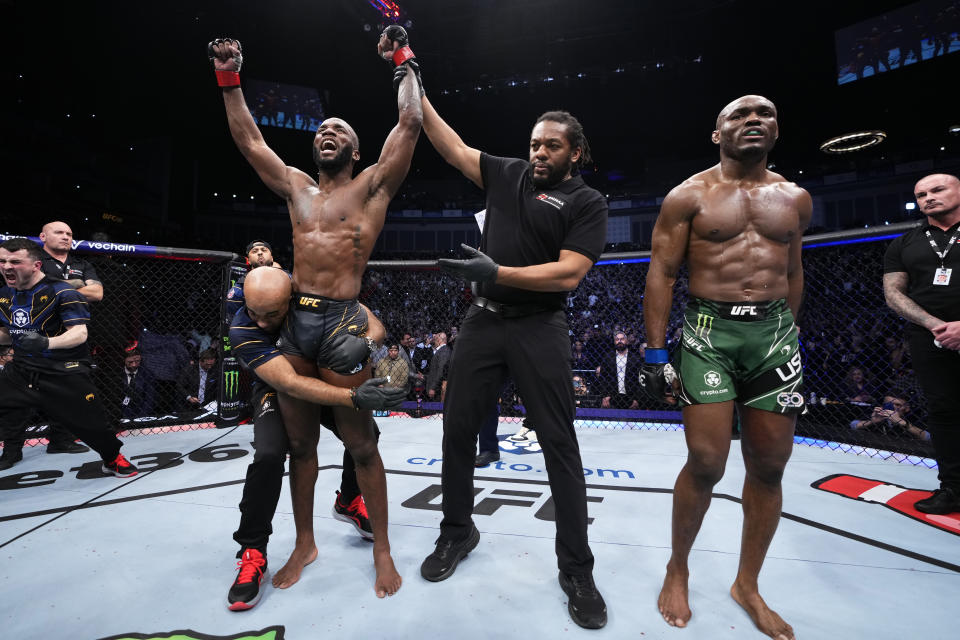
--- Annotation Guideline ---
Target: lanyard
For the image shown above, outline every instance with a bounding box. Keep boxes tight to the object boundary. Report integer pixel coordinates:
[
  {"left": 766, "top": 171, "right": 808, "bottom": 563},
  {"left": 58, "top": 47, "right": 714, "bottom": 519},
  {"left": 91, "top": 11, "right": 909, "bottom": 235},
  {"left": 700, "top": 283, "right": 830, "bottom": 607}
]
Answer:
[{"left": 924, "top": 227, "right": 960, "bottom": 267}]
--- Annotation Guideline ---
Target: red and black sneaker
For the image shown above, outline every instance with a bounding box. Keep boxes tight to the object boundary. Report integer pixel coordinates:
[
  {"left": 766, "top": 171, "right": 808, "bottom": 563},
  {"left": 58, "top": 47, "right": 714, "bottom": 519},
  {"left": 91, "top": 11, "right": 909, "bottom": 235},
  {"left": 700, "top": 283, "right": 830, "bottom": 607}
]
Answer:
[
  {"left": 332, "top": 491, "right": 374, "bottom": 540},
  {"left": 102, "top": 453, "right": 138, "bottom": 478},
  {"left": 227, "top": 548, "right": 268, "bottom": 611}
]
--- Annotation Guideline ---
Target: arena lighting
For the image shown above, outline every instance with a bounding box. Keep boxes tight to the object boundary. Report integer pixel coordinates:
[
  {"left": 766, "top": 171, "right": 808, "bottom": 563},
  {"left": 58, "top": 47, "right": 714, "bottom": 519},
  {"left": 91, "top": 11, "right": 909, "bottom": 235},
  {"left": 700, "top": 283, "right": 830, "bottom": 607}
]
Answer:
[
  {"left": 819, "top": 130, "right": 887, "bottom": 154},
  {"left": 367, "top": 0, "right": 401, "bottom": 20},
  {"left": 905, "top": 202, "right": 916, "bottom": 210},
  {"left": 949, "top": 125, "right": 960, "bottom": 134}
]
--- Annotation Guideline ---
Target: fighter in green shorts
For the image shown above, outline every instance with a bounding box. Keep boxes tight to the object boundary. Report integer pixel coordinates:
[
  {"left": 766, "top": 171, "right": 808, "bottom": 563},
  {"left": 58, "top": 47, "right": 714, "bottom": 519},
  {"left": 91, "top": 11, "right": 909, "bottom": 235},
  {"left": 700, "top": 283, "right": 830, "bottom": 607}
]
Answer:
[
  {"left": 675, "top": 298, "right": 804, "bottom": 414},
  {"left": 640, "top": 96, "right": 812, "bottom": 640}
]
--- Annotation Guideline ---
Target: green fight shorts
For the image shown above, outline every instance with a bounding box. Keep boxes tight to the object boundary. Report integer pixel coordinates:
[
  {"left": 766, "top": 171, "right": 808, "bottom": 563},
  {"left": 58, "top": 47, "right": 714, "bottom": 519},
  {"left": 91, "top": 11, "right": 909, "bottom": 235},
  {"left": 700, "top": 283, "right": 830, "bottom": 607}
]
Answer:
[{"left": 675, "top": 298, "right": 804, "bottom": 415}]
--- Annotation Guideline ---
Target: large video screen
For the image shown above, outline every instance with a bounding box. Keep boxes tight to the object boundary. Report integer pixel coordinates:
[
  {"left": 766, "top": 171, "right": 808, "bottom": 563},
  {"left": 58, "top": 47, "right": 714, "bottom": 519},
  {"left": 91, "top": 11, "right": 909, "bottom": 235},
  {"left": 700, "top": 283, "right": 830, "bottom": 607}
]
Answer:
[
  {"left": 835, "top": 0, "right": 959, "bottom": 85},
  {"left": 244, "top": 78, "right": 326, "bottom": 131}
]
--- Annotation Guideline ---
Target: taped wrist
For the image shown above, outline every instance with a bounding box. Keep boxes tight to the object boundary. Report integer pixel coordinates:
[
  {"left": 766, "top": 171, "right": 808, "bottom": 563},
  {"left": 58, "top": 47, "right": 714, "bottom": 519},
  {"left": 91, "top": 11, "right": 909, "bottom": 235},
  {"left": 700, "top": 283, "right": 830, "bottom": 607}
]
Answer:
[
  {"left": 392, "top": 46, "right": 416, "bottom": 66},
  {"left": 349, "top": 387, "right": 360, "bottom": 410},
  {"left": 215, "top": 70, "right": 240, "bottom": 87},
  {"left": 645, "top": 348, "right": 669, "bottom": 364}
]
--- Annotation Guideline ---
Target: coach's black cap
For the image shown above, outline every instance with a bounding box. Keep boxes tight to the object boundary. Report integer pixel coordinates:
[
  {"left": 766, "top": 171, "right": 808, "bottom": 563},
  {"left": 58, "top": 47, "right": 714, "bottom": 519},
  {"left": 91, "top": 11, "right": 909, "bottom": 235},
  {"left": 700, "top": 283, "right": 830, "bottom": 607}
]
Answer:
[{"left": 245, "top": 240, "right": 272, "bottom": 255}]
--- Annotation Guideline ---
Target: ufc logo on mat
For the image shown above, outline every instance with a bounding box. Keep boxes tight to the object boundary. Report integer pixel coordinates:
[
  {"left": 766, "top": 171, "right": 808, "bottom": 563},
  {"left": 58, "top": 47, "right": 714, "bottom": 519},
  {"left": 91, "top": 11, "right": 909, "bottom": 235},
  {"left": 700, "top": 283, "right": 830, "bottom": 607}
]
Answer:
[{"left": 730, "top": 305, "right": 757, "bottom": 316}]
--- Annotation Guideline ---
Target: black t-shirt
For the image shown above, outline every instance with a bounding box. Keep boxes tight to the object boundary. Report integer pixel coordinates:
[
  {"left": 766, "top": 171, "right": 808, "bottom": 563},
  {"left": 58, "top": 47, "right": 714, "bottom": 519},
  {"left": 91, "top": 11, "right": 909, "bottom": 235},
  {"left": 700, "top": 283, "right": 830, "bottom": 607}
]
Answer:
[
  {"left": 0, "top": 276, "right": 91, "bottom": 373},
  {"left": 477, "top": 153, "right": 608, "bottom": 307},
  {"left": 883, "top": 220, "right": 960, "bottom": 324},
  {"left": 41, "top": 252, "right": 100, "bottom": 285}
]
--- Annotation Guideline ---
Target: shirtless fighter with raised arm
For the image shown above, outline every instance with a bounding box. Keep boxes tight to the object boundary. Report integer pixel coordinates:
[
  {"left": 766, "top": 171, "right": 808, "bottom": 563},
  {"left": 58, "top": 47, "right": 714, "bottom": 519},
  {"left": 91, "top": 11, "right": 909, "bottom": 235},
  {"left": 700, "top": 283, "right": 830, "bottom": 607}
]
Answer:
[{"left": 209, "top": 26, "right": 421, "bottom": 597}]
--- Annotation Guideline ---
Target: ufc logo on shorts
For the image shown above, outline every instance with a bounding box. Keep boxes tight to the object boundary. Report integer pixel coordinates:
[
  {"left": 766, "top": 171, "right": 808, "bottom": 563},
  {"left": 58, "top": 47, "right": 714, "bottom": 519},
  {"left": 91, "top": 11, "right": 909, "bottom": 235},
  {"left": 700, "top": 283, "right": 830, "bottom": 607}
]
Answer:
[
  {"left": 730, "top": 305, "right": 757, "bottom": 316},
  {"left": 775, "top": 352, "right": 803, "bottom": 382},
  {"left": 299, "top": 296, "right": 321, "bottom": 308}
]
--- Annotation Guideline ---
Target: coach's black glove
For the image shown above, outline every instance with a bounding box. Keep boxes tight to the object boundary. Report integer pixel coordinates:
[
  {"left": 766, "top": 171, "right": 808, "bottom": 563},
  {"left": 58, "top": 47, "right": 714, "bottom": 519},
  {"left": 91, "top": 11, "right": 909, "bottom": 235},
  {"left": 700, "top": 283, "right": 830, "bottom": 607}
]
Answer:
[
  {"left": 352, "top": 377, "right": 407, "bottom": 410},
  {"left": 639, "top": 348, "right": 670, "bottom": 400},
  {"left": 18, "top": 331, "right": 49, "bottom": 352},
  {"left": 326, "top": 333, "right": 373, "bottom": 375},
  {"left": 437, "top": 243, "right": 499, "bottom": 282}
]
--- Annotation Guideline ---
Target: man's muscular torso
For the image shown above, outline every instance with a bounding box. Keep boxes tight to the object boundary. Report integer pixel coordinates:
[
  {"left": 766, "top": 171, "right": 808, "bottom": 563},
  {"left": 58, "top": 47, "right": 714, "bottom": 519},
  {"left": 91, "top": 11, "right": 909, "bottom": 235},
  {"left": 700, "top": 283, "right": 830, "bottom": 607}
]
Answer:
[
  {"left": 286, "top": 176, "right": 386, "bottom": 300},
  {"left": 681, "top": 166, "right": 807, "bottom": 302}
]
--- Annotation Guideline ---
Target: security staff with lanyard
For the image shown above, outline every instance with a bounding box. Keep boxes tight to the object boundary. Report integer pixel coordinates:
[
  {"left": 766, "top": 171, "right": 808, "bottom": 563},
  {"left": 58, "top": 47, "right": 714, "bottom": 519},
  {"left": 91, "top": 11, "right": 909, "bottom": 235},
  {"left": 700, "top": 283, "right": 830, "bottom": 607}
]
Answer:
[
  {"left": 884, "top": 173, "right": 960, "bottom": 515},
  {"left": 417, "top": 93, "right": 609, "bottom": 628},
  {"left": 225, "top": 266, "right": 405, "bottom": 611},
  {"left": 0, "top": 238, "right": 137, "bottom": 476}
]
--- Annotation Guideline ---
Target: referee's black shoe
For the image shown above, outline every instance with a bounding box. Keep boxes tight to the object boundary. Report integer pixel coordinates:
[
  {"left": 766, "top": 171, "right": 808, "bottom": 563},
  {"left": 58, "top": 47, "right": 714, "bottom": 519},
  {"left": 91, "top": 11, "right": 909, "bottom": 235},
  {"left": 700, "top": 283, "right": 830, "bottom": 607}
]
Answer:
[
  {"left": 420, "top": 524, "right": 480, "bottom": 582},
  {"left": 0, "top": 449, "right": 23, "bottom": 471},
  {"left": 46, "top": 440, "right": 90, "bottom": 454},
  {"left": 559, "top": 571, "right": 607, "bottom": 629},
  {"left": 915, "top": 487, "right": 960, "bottom": 514}
]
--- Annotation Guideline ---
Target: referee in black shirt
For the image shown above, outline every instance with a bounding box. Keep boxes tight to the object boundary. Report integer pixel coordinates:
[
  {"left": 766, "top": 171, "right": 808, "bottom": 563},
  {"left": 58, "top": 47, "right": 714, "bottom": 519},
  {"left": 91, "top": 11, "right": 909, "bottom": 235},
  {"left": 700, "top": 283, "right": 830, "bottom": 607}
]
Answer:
[
  {"left": 883, "top": 173, "right": 960, "bottom": 514},
  {"left": 417, "top": 97, "right": 609, "bottom": 629}
]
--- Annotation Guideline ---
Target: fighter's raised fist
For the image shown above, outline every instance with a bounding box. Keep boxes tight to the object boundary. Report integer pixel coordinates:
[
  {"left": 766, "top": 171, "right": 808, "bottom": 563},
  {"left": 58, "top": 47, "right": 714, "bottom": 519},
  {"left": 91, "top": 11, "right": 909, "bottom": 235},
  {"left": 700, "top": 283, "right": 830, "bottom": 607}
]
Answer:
[
  {"left": 207, "top": 37, "right": 244, "bottom": 72},
  {"left": 378, "top": 25, "right": 409, "bottom": 59}
]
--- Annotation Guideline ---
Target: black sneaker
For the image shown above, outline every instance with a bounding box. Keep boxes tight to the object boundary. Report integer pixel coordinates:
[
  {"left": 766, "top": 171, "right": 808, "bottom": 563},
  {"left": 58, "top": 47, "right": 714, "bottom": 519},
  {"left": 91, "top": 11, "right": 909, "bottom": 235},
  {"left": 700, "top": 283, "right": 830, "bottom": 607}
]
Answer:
[
  {"left": 46, "top": 440, "right": 90, "bottom": 454},
  {"left": 333, "top": 491, "right": 374, "bottom": 540},
  {"left": 420, "top": 524, "right": 480, "bottom": 582},
  {"left": 559, "top": 571, "right": 607, "bottom": 629},
  {"left": 102, "top": 453, "right": 138, "bottom": 478},
  {"left": 915, "top": 487, "right": 960, "bottom": 515},
  {"left": 227, "top": 548, "right": 268, "bottom": 611},
  {"left": 0, "top": 450, "right": 23, "bottom": 471},
  {"left": 474, "top": 451, "right": 500, "bottom": 467}
]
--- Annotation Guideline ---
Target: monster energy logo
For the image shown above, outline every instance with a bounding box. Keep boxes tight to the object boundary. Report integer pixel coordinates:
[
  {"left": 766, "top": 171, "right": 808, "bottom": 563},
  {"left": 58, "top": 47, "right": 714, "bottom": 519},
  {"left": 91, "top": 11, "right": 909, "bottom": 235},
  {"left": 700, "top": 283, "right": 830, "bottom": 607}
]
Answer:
[
  {"left": 224, "top": 369, "right": 240, "bottom": 400},
  {"left": 695, "top": 313, "right": 714, "bottom": 338}
]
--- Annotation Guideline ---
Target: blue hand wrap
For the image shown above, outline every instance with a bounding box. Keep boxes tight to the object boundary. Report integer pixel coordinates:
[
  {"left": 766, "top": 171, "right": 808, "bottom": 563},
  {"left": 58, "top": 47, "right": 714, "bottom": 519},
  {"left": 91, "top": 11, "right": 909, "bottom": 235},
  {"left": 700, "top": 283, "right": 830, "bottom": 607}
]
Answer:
[{"left": 645, "top": 348, "right": 669, "bottom": 364}]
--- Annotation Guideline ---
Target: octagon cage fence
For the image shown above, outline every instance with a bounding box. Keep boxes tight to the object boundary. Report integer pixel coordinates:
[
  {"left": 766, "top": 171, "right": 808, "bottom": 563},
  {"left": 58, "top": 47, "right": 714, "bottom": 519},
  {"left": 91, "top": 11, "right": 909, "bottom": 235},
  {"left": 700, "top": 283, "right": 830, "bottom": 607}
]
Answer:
[{"left": 1, "top": 222, "right": 936, "bottom": 470}]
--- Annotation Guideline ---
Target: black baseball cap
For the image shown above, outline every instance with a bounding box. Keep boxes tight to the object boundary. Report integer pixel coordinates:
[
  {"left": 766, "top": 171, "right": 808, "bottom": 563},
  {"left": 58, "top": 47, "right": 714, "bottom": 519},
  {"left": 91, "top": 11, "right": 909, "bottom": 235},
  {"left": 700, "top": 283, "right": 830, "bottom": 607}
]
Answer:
[{"left": 245, "top": 240, "right": 272, "bottom": 255}]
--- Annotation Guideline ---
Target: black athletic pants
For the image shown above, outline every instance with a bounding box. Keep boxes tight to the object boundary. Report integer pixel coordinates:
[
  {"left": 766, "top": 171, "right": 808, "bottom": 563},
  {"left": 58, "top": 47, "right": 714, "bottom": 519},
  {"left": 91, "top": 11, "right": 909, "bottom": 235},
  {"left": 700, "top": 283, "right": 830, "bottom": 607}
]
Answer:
[
  {"left": 440, "top": 306, "right": 594, "bottom": 576},
  {"left": 0, "top": 363, "right": 121, "bottom": 461},
  {"left": 908, "top": 327, "right": 960, "bottom": 491},
  {"left": 232, "top": 385, "right": 373, "bottom": 555}
]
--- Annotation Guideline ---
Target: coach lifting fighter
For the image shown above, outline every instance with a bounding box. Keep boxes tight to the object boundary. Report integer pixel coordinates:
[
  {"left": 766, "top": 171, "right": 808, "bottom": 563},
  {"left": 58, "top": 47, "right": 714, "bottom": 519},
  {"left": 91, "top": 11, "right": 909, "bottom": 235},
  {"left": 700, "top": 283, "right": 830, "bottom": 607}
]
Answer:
[
  {"left": 642, "top": 95, "right": 810, "bottom": 640},
  {"left": 209, "top": 27, "right": 421, "bottom": 597},
  {"left": 226, "top": 266, "right": 405, "bottom": 611}
]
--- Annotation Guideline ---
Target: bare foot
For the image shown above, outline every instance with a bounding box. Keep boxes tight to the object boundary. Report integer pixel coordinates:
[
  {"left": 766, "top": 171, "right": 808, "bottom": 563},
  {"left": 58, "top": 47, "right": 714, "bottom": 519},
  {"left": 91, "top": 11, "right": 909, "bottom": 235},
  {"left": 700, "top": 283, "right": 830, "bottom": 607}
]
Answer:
[
  {"left": 730, "top": 582, "right": 795, "bottom": 640},
  {"left": 272, "top": 542, "right": 318, "bottom": 589},
  {"left": 373, "top": 549, "right": 402, "bottom": 598},
  {"left": 657, "top": 565, "right": 691, "bottom": 628}
]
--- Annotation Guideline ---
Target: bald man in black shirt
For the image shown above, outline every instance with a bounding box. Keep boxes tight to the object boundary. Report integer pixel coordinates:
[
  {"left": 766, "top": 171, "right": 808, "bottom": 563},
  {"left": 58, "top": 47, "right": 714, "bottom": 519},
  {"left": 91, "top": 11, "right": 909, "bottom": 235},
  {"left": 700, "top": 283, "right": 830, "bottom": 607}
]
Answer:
[
  {"left": 883, "top": 173, "right": 960, "bottom": 515},
  {"left": 417, "top": 100, "right": 609, "bottom": 629}
]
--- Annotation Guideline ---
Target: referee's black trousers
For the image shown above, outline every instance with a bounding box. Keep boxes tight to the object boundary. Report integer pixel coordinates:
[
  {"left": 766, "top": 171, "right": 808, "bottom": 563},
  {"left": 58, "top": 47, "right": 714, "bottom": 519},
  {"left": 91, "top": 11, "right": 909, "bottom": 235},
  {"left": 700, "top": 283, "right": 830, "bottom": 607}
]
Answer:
[
  {"left": 440, "top": 306, "right": 595, "bottom": 576},
  {"left": 908, "top": 328, "right": 960, "bottom": 491},
  {"left": 0, "top": 363, "right": 122, "bottom": 461}
]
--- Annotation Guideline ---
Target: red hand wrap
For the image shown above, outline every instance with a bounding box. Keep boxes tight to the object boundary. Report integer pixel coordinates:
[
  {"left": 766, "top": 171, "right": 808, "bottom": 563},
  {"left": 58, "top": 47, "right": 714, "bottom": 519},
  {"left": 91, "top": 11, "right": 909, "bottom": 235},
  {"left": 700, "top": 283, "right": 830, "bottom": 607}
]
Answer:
[
  {"left": 392, "top": 46, "right": 415, "bottom": 66},
  {"left": 215, "top": 70, "right": 241, "bottom": 88}
]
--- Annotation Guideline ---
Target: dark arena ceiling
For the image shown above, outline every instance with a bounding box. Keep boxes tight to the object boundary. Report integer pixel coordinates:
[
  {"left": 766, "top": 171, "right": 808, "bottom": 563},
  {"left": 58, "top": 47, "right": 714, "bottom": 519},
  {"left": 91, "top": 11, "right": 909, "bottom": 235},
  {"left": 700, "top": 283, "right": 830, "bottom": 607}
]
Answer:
[{"left": 2, "top": 0, "right": 957, "bottom": 235}]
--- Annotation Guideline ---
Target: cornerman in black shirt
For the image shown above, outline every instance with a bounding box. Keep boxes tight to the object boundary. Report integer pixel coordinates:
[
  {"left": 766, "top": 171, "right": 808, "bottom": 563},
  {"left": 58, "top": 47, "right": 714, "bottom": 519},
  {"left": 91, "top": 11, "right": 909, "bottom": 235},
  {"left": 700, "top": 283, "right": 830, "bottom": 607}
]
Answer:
[
  {"left": 883, "top": 173, "right": 960, "bottom": 514},
  {"left": 224, "top": 266, "right": 405, "bottom": 611},
  {"left": 4, "top": 220, "right": 104, "bottom": 455},
  {"left": 0, "top": 238, "right": 137, "bottom": 476},
  {"left": 417, "top": 98, "right": 609, "bottom": 628}
]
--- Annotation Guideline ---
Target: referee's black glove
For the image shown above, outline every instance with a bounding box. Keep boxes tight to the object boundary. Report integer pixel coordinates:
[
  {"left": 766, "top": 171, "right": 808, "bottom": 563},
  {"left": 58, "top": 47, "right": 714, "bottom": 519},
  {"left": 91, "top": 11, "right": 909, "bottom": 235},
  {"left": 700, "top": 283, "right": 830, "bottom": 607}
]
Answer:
[
  {"left": 19, "top": 331, "right": 49, "bottom": 352},
  {"left": 437, "top": 243, "right": 499, "bottom": 282}
]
